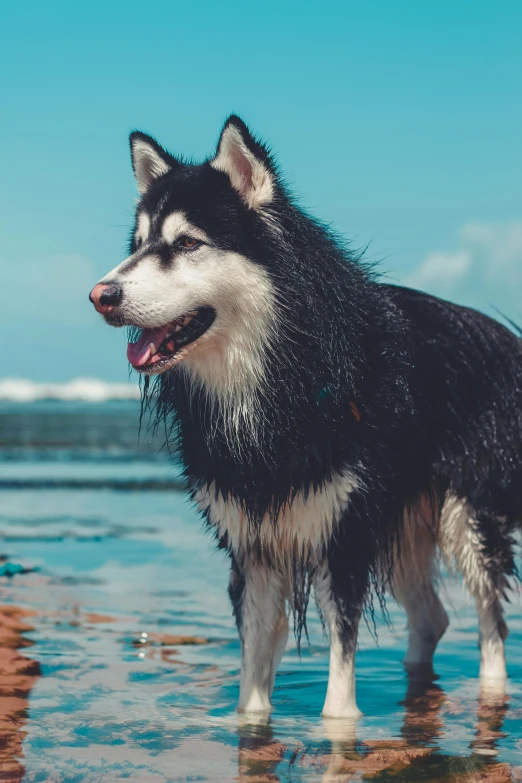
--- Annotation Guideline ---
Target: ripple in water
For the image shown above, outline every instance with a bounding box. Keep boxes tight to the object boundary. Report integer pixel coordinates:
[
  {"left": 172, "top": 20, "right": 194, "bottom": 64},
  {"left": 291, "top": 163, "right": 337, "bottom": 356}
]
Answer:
[{"left": 0, "top": 403, "right": 521, "bottom": 782}]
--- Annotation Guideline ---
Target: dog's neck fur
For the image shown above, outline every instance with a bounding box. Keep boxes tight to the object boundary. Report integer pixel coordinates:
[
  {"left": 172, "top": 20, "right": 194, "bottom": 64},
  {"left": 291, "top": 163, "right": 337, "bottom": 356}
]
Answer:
[{"left": 146, "top": 234, "right": 410, "bottom": 522}]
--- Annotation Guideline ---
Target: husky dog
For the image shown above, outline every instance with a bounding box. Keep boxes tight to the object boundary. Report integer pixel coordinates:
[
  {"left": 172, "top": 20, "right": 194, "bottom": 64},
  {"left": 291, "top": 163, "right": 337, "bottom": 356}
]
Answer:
[{"left": 90, "top": 116, "right": 522, "bottom": 717}]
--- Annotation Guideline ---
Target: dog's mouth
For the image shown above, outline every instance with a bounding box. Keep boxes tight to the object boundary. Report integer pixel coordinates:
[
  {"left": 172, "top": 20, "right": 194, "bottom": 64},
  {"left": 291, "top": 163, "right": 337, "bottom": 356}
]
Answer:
[{"left": 126, "top": 307, "right": 216, "bottom": 373}]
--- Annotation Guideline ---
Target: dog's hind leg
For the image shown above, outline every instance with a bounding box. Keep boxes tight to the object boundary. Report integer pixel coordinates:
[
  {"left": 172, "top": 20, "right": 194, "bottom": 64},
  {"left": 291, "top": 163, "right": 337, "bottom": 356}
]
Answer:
[
  {"left": 229, "top": 559, "right": 289, "bottom": 714},
  {"left": 439, "top": 495, "right": 512, "bottom": 684},
  {"left": 391, "top": 504, "right": 449, "bottom": 675}
]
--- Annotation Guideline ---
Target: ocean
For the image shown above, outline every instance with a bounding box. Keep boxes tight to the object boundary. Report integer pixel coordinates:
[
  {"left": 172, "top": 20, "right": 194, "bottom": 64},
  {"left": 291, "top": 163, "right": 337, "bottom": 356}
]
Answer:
[{"left": 0, "top": 399, "right": 521, "bottom": 782}]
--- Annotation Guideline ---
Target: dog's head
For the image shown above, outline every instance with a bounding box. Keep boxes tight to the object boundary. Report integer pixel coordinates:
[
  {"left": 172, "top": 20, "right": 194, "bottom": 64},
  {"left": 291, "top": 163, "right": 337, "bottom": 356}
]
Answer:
[{"left": 90, "top": 116, "right": 283, "bottom": 397}]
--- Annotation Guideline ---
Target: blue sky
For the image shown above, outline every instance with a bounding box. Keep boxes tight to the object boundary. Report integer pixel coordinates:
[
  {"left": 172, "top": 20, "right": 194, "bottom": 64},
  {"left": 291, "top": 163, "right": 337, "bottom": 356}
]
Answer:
[{"left": 1, "top": 0, "right": 521, "bottom": 382}]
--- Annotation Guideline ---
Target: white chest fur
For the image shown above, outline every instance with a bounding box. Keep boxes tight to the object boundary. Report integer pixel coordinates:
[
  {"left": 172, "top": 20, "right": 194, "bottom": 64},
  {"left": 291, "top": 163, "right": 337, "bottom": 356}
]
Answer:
[{"left": 195, "top": 469, "right": 358, "bottom": 558}]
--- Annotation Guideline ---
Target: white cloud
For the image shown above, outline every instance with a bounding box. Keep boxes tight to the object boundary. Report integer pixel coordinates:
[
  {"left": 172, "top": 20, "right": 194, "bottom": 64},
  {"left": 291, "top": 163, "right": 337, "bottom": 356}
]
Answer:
[
  {"left": 403, "top": 219, "right": 522, "bottom": 321},
  {"left": 460, "top": 220, "right": 522, "bottom": 275},
  {"left": 405, "top": 250, "right": 471, "bottom": 292}
]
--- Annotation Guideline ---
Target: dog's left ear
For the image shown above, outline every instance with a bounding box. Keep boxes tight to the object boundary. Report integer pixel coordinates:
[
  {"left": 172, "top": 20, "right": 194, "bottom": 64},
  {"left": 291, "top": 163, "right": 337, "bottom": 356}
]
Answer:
[{"left": 211, "top": 116, "right": 275, "bottom": 209}]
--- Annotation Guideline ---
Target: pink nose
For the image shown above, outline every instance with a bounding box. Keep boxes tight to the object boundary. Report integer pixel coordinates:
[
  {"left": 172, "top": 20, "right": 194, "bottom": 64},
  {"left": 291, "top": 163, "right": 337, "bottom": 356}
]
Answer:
[{"left": 89, "top": 283, "right": 122, "bottom": 314}]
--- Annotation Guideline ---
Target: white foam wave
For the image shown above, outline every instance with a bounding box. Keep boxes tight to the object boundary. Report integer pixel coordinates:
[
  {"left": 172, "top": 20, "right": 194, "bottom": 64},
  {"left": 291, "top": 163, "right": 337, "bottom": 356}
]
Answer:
[{"left": 0, "top": 378, "right": 141, "bottom": 403}]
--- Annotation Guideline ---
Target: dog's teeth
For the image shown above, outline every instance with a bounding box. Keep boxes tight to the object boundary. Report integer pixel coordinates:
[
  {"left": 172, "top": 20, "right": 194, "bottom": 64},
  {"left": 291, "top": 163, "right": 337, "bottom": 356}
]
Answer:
[
  {"left": 183, "top": 316, "right": 191, "bottom": 325},
  {"left": 149, "top": 342, "right": 157, "bottom": 356},
  {"left": 174, "top": 325, "right": 182, "bottom": 333},
  {"left": 188, "top": 310, "right": 198, "bottom": 317}
]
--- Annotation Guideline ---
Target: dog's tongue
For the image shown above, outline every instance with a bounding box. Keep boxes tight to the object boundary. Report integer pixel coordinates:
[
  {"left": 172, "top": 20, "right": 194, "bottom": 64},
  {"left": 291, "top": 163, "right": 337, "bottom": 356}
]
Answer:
[{"left": 127, "top": 326, "right": 169, "bottom": 367}]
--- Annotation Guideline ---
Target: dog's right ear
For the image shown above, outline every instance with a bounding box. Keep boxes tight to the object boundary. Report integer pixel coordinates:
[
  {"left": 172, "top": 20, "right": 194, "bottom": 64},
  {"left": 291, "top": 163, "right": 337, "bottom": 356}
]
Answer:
[{"left": 129, "top": 132, "right": 176, "bottom": 194}]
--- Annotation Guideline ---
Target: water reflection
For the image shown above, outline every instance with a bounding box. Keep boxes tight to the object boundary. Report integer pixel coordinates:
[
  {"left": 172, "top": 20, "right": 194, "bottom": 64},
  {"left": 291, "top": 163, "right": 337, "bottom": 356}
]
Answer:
[
  {"left": 471, "top": 687, "right": 509, "bottom": 758},
  {"left": 238, "top": 720, "right": 287, "bottom": 783},
  {"left": 236, "top": 676, "right": 516, "bottom": 783},
  {"left": 0, "top": 604, "right": 41, "bottom": 782},
  {"left": 401, "top": 674, "right": 446, "bottom": 747}
]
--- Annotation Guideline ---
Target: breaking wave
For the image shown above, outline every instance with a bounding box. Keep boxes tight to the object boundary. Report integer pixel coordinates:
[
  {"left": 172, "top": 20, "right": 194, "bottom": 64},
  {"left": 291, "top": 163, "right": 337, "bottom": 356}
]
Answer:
[{"left": 0, "top": 377, "right": 141, "bottom": 403}]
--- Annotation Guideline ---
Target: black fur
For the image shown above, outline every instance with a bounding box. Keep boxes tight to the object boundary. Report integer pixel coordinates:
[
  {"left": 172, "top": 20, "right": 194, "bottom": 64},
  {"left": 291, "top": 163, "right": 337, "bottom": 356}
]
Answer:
[{"left": 109, "top": 116, "right": 522, "bottom": 661}]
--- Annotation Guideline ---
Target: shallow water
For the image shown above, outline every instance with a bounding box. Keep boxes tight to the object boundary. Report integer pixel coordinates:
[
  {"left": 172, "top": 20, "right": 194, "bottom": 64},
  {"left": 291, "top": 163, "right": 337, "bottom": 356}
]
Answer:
[{"left": 0, "top": 402, "right": 521, "bottom": 782}]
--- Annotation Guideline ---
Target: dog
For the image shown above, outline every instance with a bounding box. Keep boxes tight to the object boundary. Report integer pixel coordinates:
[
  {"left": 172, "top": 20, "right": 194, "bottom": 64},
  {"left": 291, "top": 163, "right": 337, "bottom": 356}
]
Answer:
[{"left": 90, "top": 116, "right": 522, "bottom": 718}]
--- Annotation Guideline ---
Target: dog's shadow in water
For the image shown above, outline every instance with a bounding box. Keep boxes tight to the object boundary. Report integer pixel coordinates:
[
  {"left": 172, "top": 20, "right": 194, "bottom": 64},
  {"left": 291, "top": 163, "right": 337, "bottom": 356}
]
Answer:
[{"left": 236, "top": 676, "right": 514, "bottom": 783}]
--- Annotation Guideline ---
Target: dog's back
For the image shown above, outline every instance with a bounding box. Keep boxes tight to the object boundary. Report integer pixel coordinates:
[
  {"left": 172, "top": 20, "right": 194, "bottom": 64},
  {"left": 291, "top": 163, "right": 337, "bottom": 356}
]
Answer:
[{"left": 389, "top": 284, "right": 522, "bottom": 508}]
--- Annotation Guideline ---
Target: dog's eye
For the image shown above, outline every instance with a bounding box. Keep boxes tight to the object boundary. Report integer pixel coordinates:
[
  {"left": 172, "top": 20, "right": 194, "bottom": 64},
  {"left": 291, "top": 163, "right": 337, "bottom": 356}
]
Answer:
[{"left": 179, "top": 236, "right": 201, "bottom": 250}]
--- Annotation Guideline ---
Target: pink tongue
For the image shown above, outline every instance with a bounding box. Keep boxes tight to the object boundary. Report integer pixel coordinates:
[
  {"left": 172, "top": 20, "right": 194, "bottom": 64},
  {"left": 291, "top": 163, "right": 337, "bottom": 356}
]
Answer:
[{"left": 127, "top": 326, "right": 170, "bottom": 367}]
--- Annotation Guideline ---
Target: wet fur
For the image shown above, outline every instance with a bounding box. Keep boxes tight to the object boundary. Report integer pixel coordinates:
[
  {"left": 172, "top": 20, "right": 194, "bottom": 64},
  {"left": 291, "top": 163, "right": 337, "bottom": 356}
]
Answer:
[{"left": 97, "top": 116, "right": 522, "bottom": 714}]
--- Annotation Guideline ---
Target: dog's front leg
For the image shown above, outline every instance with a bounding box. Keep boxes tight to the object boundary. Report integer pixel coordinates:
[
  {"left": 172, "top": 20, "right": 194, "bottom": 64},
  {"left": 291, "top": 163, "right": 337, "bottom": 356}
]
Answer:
[
  {"left": 229, "top": 559, "right": 288, "bottom": 714},
  {"left": 315, "top": 563, "right": 363, "bottom": 719}
]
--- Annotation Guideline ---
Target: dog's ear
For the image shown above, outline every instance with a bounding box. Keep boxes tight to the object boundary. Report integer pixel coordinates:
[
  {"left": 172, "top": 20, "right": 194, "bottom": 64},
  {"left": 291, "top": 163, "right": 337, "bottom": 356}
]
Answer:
[
  {"left": 129, "top": 132, "right": 176, "bottom": 194},
  {"left": 211, "top": 116, "right": 275, "bottom": 209}
]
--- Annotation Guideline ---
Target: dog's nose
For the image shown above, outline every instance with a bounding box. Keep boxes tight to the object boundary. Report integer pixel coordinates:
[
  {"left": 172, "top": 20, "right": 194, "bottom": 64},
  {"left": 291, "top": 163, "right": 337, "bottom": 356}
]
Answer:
[{"left": 89, "top": 283, "right": 123, "bottom": 314}]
